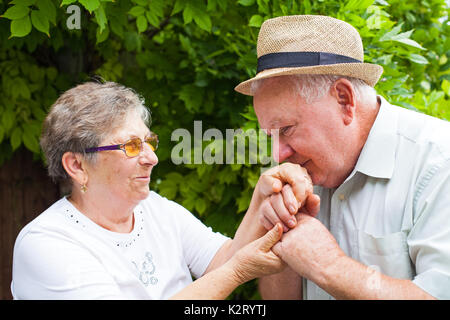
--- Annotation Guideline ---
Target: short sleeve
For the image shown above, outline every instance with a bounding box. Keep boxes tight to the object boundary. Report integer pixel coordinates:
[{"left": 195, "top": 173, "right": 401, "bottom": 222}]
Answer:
[
  {"left": 165, "top": 199, "right": 230, "bottom": 279},
  {"left": 408, "top": 160, "right": 450, "bottom": 299},
  {"left": 12, "top": 229, "right": 124, "bottom": 300}
]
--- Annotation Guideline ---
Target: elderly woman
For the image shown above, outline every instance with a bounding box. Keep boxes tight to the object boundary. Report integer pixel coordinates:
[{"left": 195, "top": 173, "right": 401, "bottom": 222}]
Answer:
[{"left": 11, "top": 81, "right": 288, "bottom": 300}]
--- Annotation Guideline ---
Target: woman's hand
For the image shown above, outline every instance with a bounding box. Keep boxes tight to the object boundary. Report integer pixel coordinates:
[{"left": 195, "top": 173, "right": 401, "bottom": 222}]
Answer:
[
  {"left": 251, "top": 162, "right": 320, "bottom": 232},
  {"left": 228, "top": 223, "right": 285, "bottom": 284},
  {"left": 260, "top": 184, "right": 320, "bottom": 232},
  {"left": 170, "top": 223, "right": 285, "bottom": 300}
]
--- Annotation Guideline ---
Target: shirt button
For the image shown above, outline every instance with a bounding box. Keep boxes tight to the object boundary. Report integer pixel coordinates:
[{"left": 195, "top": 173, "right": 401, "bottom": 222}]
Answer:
[{"left": 338, "top": 194, "right": 346, "bottom": 201}]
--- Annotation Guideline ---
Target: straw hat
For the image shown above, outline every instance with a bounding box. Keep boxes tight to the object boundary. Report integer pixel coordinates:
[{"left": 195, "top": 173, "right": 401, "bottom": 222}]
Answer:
[{"left": 234, "top": 15, "right": 383, "bottom": 96}]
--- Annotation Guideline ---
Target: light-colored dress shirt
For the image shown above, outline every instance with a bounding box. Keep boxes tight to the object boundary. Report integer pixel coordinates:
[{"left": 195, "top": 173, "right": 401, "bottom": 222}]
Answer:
[{"left": 304, "top": 96, "right": 450, "bottom": 300}]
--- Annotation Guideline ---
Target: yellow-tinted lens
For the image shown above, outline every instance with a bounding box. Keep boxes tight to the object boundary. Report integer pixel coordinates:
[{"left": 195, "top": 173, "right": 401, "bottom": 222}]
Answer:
[
  {"left": 124, "top": 138, "right": 142, "bottom": 157},
  {"left": 145, "top": 134, "right": 158, "bottom": 151}
]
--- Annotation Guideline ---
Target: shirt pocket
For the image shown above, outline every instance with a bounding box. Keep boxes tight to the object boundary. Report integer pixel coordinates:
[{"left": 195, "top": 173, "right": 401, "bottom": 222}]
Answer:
[{"left": 355, "top": 230, "right": 414, "bottom": 280}]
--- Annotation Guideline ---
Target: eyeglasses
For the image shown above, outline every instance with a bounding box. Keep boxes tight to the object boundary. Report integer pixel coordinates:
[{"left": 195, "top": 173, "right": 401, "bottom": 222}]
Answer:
[{"left": 84, "top": 133, "right": 158, "bottom": 158}]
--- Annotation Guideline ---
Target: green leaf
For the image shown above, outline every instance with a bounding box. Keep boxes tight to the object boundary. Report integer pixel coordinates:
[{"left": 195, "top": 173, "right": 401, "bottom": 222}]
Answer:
[
  {"left": 379, "top": 23, "right": 403, "bottom": 41},
  {"left": 94, "top": 5, "right": 107, "bottom": 33},
  {"left": 0, "top": 126, "right": 4, "bottom": 144},
  {"left": 133, "top": 0, "right": 148, "bottom": 5},
  {"left": 409, "top": 53, "right": 429, "bottom": 64},
  {"left": 31, "top": 10, "right": 49, "bottom": 36},
  {"left": 344, "top": 0, "right": 374, "bottom": 11},
  {"left": 2, "top": 110, "right": 15, "bottom": 132},
  {"left": 79, "top": 0, "right": 100, "bottom": 13},
  {"left": 158, "top": 180, "right": 178, "bottom": 199},
  {"left": 379, "top": 24, "right": 425, "bottom": 50},
  {"left": 2, "top": 5, "right": 30, "bottom": 20},
  {"left": 61, "top": 0, "right": 77, "bottom": 5},
  {"left": 193, "top": 11, "right": 211, "bottom": 32},
  {"left": 10, "top": 127, "right": 22, "bottom": 151},
  {"left": 238, "top": 0, "right": 255, "bottom": 6},
  {"left": 195, "top": 198, "right": 207, "bottom": 215},
  {"left": 178, "top": 84, "right": 204, "bottom": 112},
  {"left": 149, "top": 0, "right": 165, "bottom": 17},
  {"left": 248, "top": 14, "right": 263, "bottom": 27},
  {"left": 182, "top": 4, "right": 193, "bottom": 24},
  {"left": 303, "top": 0, "right": 311, "bottom": 13},
  {"left": 172, "top": 0, "right": 186, "bottom": 15},
  {"left": 22, "top": 126, "right": 40, "bottom": 153},
  {"left": 136, "top": 15, "right": 147, "bottom": 33},
  {"left": 236, "top": 191, "right": 251, "bottom": 213},
  {"left": 9, "top": 0, "right": 36, "bottom": 6},
  {"left": 393, "top": 38, "right": 425, "bottom": 50},
  {"left": 146, "top": 10, "right": 160, "bottom": 28},
  {"left": 11, "top": 78, "right": 31, "bottom": 99},
  {"left": 128, "top": 5, "right": 146, "bottom": 17},
  {"left": 96, "top": 25, "right": 109, "bottom": 44},
  {"left": 181, "top": 196, "right": 197, "bottom": 212},
  {"left": 442, "top": 80, "right": 450, "bottom": 96},
  {"left": 46, "top": 67, "right": 58, "bottom": 80},
  {"left": 10, "top": 15, "right": 32, "bottom": 38},
  {"left": 36, "top": 0, "right": 56, "bottom": 25},
  {"left": 146, "top": 0, "right": 164, "bottom": 27}
]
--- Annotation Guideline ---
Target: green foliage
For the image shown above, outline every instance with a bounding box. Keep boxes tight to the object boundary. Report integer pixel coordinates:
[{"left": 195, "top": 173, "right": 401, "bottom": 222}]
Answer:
[{"left": 0, "top": 0, "right": 449, "bottom": 299}]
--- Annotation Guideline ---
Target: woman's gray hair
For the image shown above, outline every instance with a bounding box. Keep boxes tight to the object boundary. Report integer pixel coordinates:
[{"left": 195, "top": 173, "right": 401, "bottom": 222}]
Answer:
[
  {"left": 251, "top": 74, "right": 377, "bottom": 105},
  {"left": 40, "top": 81, "right": 151, "bottom": 184}
]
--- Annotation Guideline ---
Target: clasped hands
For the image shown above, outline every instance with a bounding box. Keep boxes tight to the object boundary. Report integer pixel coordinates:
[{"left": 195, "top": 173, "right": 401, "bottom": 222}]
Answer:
[{"left": 254, "top": 163, "right": 344, "bottom": 282}]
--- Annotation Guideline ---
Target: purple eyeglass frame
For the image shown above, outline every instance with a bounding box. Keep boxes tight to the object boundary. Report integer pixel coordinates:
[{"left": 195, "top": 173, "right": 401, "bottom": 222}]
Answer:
[{"left": 84, "top": 134, "right": 158, "bottom": 158}]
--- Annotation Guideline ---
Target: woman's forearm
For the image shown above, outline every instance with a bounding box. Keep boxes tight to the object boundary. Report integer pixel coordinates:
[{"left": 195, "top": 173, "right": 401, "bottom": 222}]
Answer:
[
  {"left": 174, "top": 224, "right": 284, "bottom": 300},
  {"left": 170, "top": 261, "right": 242, "bottom": 300},
  {"left": 204, "top": 203, "right": 267, "bottom": 274}
]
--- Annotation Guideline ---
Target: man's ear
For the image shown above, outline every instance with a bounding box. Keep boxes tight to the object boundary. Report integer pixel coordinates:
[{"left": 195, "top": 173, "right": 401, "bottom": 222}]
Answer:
[
  {"left": 61, "top": 152, "right": 88, "bottom": 186},
  {"left": 331, "top": 78, "right": 357, "bottom": 126}
]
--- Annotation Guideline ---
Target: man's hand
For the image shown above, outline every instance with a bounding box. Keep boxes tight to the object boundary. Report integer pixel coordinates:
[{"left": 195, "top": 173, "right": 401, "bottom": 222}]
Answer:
[
  {"left": 270, "top": 213, "right": 436, "bottom": 300},
  {"left": 272, "top": 213, "right": 345, "bottom": 283}
]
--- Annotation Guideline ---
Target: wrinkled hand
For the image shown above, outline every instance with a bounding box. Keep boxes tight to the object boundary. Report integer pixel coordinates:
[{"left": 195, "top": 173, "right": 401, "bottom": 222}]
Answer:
[
  {"left": 272, "top": 214, "right": 345, "bottom": 283},
  {"left": 230, "top": 223, "right": 285, "bottom": 283},
  {"left": 254, "top": 162, "right": 320, "bottom": 232}
]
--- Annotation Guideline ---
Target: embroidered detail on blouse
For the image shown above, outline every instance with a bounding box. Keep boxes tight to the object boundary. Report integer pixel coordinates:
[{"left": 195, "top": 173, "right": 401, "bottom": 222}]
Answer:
[{"left": 132, "top": 252, "right": 158, "bottom": 286}]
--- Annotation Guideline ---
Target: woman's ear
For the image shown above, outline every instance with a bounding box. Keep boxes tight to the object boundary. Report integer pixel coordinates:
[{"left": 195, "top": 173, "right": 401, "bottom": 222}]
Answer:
[
  {"left": 61, "top": 152, "right": 88, "bottom": 186},
  {"left": 331, "top": 78, "right": 357, "bottom": 126}
]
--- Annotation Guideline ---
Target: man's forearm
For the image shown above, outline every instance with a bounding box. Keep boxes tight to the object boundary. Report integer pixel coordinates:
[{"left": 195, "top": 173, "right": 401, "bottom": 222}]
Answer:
[
  {"left": 317, "top": 255, "right": 436, "bottom": 300},
  {"left": 259, "top": 267, "right": 302, "bottom": 299}
]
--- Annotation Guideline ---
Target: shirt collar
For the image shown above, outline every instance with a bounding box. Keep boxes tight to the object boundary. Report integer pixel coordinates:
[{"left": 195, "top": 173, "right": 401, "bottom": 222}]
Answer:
[{"left": 353, "top": 96, "right": 398, "bottom": 180}]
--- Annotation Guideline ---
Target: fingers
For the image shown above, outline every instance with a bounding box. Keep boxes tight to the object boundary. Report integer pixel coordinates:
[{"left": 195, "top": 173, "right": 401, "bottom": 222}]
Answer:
[
  {"left": 260, "top": 215, "right": 274, "bottom": 232},
  {"left": 257, "top": 174, "right": 283, "bottom": 197},
  {"left": 303, "top": 194, "right": 320, "bottom": 217},
  {"left": 272, "top": 241, "right": 282, "bottom": 258},
  {"left": 260, "top": 184, "right": 300, "bottom": 232},
  {"left": 258, "top": 223, "right": 283, "bottom": 252},
  {"left": 260, "top": 198, "right": 288, "bottom": 232},
  {"left": 270, "top": 192, "right": 296, "bottom": 230},
  {"left": 264, "top": 163, "right": 313, "bottom": 205},
  {"left": 281, "top": 184, "right": 299, "bottom": 214}
]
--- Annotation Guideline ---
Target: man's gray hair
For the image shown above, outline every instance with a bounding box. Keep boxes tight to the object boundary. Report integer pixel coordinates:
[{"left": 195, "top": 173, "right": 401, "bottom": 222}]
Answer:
[
  {"left": 251, "top": 74, "right": 377, "bottom": 105},
  {"left": 40, "top": 81, "right": 150, "bottom": 184}
]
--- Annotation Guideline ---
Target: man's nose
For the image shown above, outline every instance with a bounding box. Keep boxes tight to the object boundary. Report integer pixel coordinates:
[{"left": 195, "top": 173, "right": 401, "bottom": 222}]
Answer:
[{"left": 273, "top": 140, "right": 295, "bottom": 163}]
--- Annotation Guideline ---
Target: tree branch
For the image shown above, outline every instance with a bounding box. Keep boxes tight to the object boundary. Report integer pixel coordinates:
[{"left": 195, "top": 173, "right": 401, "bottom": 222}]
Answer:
[{"left": 145, "top": 16, "right": 171, "bottom": 40}]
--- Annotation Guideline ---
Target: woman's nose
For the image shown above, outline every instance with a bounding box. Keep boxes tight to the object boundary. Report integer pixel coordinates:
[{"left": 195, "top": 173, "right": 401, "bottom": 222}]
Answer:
[{"left": 139, "top": 142, "right": 159, "bottom": 166}]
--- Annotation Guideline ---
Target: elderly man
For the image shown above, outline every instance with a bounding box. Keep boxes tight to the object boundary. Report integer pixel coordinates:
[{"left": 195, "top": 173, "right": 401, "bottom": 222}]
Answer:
[{"left": 235, "top": 15, "right": 450, "bottom": 299}]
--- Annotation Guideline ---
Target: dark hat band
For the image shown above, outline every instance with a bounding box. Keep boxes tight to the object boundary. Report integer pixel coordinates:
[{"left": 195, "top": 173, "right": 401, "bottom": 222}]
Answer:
[{"left": 257, "top": 51, "right": 362, "bottom": 73}]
